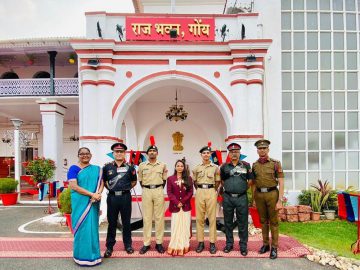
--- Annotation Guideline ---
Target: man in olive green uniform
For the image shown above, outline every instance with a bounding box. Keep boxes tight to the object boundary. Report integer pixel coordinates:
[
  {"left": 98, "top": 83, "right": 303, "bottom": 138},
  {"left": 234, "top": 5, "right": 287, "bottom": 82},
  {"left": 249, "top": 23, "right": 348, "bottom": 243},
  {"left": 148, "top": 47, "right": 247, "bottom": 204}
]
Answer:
[
  {"left": 138, "top": 143, "right": 168, "bottom": 254},
  {"left": 252, "top": 139, "right": 284, "bottom": 259},
  {"left": 220, "top": 143, "right": 253, "bottom": 256},
  {"left": 192, "top": 144, "right": 220, "bottom": 254}
]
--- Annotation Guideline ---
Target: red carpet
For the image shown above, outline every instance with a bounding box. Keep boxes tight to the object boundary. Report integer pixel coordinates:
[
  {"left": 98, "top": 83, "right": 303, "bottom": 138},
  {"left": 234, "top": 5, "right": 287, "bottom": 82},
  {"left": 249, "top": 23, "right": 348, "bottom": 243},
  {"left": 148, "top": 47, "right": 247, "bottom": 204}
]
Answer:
[{"left": 0, "top": 235, "right": 309, "bottom": 258}]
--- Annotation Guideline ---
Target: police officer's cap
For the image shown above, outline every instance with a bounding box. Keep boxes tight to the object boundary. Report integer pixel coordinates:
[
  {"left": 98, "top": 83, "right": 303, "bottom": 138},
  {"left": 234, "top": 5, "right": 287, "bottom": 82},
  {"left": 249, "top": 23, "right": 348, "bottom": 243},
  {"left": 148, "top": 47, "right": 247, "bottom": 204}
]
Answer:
[
  {"left": 199, "top": 141, "right": 212, "bottom": 153},
  {"left": 254, "top": 139, "right": 271, "bottom": 148},
  {"left": 111, "top": 142, "right": 128, "bottom": 151},
  {"left": 227, "top": 143, "right": 241, "bottom": 151},
  {"left": 146, "top": 145, "right": 158, "bottom": 153}
]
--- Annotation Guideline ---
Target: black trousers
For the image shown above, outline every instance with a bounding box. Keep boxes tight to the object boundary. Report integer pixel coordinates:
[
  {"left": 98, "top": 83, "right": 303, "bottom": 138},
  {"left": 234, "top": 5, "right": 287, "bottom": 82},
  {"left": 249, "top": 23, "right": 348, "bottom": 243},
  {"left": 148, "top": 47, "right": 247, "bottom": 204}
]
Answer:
[
  {"left": 106, "top": 192, "right": 132, "bottom": 250},
  {"left": 223, "top": 193, "right": 248, "bottom": 249}
]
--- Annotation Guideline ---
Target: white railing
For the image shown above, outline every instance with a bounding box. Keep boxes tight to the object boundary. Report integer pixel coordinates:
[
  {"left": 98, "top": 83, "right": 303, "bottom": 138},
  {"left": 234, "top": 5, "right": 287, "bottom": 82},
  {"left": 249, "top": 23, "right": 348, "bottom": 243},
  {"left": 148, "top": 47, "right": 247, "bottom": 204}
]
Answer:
[{"left": 0, "top": 78, "right": 78, "bottom": 96}]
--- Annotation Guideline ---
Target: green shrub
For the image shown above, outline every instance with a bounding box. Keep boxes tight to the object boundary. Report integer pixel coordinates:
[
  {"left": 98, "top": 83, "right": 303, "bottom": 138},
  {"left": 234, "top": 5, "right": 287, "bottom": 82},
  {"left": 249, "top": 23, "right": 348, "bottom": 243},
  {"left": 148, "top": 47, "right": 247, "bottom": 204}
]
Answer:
[
  {"left": 298, "top": 190, "right": 311, "bottom": 205},
  {"left": 59, "top": 188, "right": 72, "bottom": 214},
  {"left": 0, "top": 178, "right": 18, "bottom": 194}
]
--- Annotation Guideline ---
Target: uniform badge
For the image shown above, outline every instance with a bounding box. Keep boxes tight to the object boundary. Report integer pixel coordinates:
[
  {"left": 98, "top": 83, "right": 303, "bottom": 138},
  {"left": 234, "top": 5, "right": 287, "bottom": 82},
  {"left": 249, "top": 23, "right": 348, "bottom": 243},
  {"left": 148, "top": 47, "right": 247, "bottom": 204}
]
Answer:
[
  {"left": 108, "top": 170, "right": 113, "bottom": 175},
  {"left": 117, "top": 167, "right": 127, "bottom": 173}
]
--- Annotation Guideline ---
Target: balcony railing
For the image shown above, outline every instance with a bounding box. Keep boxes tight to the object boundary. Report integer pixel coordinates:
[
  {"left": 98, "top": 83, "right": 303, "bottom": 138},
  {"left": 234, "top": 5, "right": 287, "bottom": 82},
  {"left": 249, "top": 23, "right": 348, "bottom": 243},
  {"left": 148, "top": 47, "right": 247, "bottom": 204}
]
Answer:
[{"left": 0, "top": 78, "right": 78, "bottom": 96}]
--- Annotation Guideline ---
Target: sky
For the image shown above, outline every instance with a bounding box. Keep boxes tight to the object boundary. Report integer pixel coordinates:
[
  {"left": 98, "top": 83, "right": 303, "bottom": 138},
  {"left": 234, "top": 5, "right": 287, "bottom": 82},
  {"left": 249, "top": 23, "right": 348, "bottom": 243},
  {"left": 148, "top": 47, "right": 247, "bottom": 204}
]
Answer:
[{"left": 0, "top": 0, "right": 134, "bottom": 40}]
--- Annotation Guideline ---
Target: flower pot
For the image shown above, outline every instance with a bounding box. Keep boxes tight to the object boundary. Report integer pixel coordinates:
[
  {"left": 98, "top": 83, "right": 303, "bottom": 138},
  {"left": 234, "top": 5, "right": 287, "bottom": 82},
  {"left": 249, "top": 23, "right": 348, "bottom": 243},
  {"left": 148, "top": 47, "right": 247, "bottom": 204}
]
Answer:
[
  {"left": 311, "top": 212, "right": 321, "bottom": 221},
  {"left": 323, "top": 210, "right": 336, "bottom": 220},
  {"left": 64, "top": 213, "right": 73, "bottom": 234},
  {"left": 1, "top": 192, "right": 18, "bottom": 206},
  {"left": 249, "top": 207, "right": 261, "bottom": 228}
]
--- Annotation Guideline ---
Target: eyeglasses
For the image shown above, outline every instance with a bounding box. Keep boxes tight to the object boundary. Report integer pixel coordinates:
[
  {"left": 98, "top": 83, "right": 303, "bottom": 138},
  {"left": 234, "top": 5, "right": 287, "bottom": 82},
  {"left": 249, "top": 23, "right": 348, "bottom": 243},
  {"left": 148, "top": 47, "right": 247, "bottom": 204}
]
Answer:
[
  {"left": 79, "top": 153, "right": 91, "bottom": 156},
  {"left": 113, "top": 150, "right": 125, "bottom": 154}
]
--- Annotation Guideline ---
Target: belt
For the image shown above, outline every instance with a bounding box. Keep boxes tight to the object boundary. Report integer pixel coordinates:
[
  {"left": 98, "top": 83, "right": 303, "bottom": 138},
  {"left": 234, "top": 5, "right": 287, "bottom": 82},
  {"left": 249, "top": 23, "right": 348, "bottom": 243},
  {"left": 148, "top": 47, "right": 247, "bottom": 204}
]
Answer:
[
  {"left": 256, "top": 186, "right": 277, "bottom": 193},
  {"left": 198, "top": 184, "right": 214, "bottom": 189},
  {"left": 225, "top": 191, "right": 246, "bottom": 198},
  {"left": 143, "top": 184, "right": 163, "bottom": 189},
  {"left": 109, "top": 190, "right": 130, "bottom": 196}
]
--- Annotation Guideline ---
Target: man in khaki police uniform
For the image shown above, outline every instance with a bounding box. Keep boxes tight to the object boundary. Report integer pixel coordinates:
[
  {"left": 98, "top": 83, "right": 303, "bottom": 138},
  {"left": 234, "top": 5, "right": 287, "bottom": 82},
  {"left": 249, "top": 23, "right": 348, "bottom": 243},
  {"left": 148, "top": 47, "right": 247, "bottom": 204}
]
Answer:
[
  {"left": 138, "top": 141, "right": 168, "bottom": 254},
  {"left": 192, "top": 143, "right": 220, "bottom": 254},
  {"left": 252, "top": 139, "right": 284, "bottom": 259}
]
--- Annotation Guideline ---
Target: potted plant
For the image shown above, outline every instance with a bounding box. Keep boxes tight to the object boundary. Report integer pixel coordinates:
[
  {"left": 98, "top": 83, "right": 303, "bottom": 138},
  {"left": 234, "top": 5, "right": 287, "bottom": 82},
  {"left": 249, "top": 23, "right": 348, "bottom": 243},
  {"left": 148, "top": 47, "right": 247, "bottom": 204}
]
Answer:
[
  {"left": 311, "top": 180, "right": 337, "bottom": 220},
  {"left": 0, "top": 178, "right": 19, "bottom": 206},
  {"left": 310, "top": 191, "right": 329, "bottom": 221},
  {"left": 58, "top": 188, "right": 72, "bottom": 233},
  {"left": 25, "top": 157, "right": 56, "bottom": 183}
]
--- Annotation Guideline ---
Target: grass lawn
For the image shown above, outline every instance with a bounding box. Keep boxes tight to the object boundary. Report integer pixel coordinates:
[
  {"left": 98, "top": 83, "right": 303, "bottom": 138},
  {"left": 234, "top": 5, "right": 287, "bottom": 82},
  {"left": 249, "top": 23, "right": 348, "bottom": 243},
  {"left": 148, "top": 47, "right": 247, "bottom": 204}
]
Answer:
[{"left": 279, "top": 220, "right": 359, "bottom": 259}]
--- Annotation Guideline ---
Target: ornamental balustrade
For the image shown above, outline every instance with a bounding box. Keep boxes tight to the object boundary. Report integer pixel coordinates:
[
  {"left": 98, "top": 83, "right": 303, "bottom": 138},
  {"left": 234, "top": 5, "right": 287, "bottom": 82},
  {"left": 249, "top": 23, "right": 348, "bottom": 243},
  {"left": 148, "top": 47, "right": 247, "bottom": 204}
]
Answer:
[{"left": 0, "top": 78, "right": 78, "bottom": 96}]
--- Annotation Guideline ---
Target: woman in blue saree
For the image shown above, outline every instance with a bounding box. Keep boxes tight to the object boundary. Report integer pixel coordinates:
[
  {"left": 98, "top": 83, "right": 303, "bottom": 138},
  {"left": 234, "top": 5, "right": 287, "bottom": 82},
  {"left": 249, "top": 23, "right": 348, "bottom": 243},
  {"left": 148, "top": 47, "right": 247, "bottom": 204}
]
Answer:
[{"left": 67, "top": 147, "right": 104, "bottom": 266}]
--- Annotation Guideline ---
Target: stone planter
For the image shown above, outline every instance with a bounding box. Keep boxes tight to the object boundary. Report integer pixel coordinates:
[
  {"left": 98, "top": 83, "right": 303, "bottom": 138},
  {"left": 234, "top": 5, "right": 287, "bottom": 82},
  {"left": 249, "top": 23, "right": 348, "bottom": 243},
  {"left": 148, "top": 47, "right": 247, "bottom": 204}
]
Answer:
[
  {"left": 285, "top": 206, "right": 298, "bottom": 215},
  {"left": 323, "top": 210, "right": 336, "bottom": 220},
  {"left": 298, "top": 205, "right": 312, "bottom": 213},
  {"left": 286, "top": 214, "right": 299, "bottom": 222},
  {"left": 311, "top": 212, "right": 321, "bottom": 221},
  {"left": 298, "top": 212, "right": 311, "bottom": 222}
]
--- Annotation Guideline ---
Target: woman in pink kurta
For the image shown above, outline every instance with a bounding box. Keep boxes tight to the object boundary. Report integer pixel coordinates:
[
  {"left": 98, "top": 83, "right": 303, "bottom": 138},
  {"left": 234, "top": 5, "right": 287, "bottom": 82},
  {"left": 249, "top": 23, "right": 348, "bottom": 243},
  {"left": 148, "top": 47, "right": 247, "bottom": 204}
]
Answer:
[{"left": 167, "top": 159, "right": 194, "bottom": 256}]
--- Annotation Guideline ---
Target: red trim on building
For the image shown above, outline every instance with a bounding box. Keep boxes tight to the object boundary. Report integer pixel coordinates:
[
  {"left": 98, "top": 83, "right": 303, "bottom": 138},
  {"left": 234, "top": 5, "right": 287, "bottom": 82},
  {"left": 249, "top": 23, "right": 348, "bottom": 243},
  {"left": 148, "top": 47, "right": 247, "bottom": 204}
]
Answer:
[
  {"left": 81, "top": 80, "right": 98, "bottom": 86},
  {"left": 112, "top": 70, "right": 233, "bottom": 118},
  {"left": 76, "top": 49, "right": 113, "bottom": 54},
  {"left": 112, "top": 59, "right": 169, "bottom": 65},
  {"left": 113, "top": 51, "right": 231, "bottom": 56},
  {"left": 231, "top": 49, "right": 268, "bottom": 54},
  {"left": 126, "top": 71, "right": 133, "bottom": 78},
  {"left": 214, "top": 71, "right": 220, "bottom": 78},
  {"left": 225, "top": 135, "right": 264, "bottom": 141},
  {"left": 177, "top": 59, "right": 233, "bottom": 65},
  {"left": 229, "top": 65, "right": 264, "bottom": 71},
  {"left": 80, "top": 136, "right": 123, "bottom": 142},
  {"left": 80, "top": 58, "right": 113, "bottom": 64},
  {"left": 98, "top": 80, "right": 115, "bottom": 86},
  {"left": 80, "top": 66, "right": 116, "bottom": 72},
  {"left": 231, "top": 79, "right": 263, "bottom": 86}
]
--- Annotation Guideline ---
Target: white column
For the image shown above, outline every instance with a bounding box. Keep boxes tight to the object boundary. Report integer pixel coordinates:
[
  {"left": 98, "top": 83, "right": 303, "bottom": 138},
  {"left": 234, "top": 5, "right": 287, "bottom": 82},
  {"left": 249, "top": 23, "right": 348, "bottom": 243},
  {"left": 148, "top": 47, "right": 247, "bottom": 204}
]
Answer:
[
  {"left": 10, "top": 118, "right": 23, "bottom": 200},
  {"left": 37, "top": 100, "right": 67, "bottom": 184},
  {"left": 227, "top": 62, "right": 264, "bottom": 162}
]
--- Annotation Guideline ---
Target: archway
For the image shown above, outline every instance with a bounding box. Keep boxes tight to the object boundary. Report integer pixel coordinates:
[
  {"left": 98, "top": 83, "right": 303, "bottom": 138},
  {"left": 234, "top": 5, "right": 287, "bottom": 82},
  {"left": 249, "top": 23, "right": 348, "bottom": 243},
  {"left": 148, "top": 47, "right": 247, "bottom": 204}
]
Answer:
[
  {"left": 33, "top": 71, "right": 50, "bottom": 78},
  {"left": 1, "top": 71, "right": 19, "bottom": 79}
]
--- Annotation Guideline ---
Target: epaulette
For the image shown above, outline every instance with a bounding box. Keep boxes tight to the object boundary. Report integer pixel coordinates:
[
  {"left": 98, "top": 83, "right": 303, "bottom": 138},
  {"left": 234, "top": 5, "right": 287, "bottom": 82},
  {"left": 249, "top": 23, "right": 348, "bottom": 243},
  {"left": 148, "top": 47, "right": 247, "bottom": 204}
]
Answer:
[
  {"left": 270, "top": 158, "right": 280, "bottom": 163},
  {"left": 104, "top": 161, "right": 114, "bottom": 166},
  {"left": 241, "top": 160, "right": 250, "bottom": 166}
]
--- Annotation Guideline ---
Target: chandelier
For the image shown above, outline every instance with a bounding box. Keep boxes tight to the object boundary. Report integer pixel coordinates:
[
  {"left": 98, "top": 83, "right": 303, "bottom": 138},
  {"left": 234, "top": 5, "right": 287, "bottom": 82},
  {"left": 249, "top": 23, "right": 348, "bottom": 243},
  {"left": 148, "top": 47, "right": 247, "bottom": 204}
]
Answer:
[
  {"left": 69, "top": 116, "right": 79, "bottom": 141},
  {"left": 1, "top": 130, "right": 37, "bottom": 148},
  {"left": 165, "top": 89, "right": 188, "bottom": 122}
]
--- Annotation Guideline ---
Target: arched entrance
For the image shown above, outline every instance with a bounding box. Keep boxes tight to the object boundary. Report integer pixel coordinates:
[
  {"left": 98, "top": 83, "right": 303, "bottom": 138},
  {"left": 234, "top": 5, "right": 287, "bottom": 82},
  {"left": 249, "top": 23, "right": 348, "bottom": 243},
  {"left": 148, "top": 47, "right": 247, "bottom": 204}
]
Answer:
[{"left": 112, "top": 71, "right": 232, "bottom": 167}]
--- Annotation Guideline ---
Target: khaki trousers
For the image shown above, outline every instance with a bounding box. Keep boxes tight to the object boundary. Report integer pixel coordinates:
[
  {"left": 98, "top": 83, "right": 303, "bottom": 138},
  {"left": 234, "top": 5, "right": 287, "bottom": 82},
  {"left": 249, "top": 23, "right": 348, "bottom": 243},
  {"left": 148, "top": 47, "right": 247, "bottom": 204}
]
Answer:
[
  {"left": 142, "top": 187, "right": 165, "bottom": 246},
  {"left": 195, "top": 188, "right": 217, "bottom": 243},
  {"left": 254, "top": 189, "right": 279, "bottom": 248}
]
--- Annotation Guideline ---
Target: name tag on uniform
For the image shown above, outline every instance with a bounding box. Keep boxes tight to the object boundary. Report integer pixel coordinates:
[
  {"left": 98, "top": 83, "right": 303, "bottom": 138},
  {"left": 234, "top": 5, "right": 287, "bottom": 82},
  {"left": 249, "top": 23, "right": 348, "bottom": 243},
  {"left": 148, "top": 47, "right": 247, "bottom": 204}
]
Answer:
[
  {"left": 117, "top": 167, "right": 127, "bottom": 173},
  {"left": 239, "top": 167, "right": 247, "bottom": 174}
]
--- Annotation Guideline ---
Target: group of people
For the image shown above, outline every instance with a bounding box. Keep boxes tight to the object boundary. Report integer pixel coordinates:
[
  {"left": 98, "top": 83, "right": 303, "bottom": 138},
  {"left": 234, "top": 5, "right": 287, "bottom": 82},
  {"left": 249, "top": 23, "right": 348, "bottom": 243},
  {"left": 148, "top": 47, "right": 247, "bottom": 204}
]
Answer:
[{"left": 66, "top": 138, "right": 284, "bottom": 267}]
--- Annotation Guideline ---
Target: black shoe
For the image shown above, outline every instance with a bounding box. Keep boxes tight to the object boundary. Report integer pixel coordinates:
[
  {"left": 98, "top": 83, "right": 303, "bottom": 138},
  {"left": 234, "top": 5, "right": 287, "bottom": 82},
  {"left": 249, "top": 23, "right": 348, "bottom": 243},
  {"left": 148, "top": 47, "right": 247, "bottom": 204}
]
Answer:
[
  {"left": 103, "top": 249, "right": 113, "bottom": 258},
  {"left": 240, "top": 248, "right": 248, "bottom": 256},
  {"left": 196, "top": 242, "right": 205, "bottom": 253},
  {"left": 210, "top": 243, "right": 217, "bottom": 254},
  {"left": 258, "top": 245, "right": 270, "bottom": 254},
  {"left": 270, "top": 247, "right": 277, "bottom": 259},
  {"left": 125, "top": 246, "right": 134, "bottom": 254},
  {"left": 155, "top": 244, "right": 165, "bottom": 254},
  {"left": 139, "top": 245, "right": 150, "bottom": 254},
  {"left": 223, "top": 245, "right": 233, "bottom": 253}
]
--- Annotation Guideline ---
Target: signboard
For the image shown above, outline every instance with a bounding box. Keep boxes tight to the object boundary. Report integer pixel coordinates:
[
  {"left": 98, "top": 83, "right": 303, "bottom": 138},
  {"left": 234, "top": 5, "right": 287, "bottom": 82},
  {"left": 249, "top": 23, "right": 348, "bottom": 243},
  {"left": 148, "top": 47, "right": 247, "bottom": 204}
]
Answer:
[{"left": 126, "top": 17, "right": 215, "bottom": 41}]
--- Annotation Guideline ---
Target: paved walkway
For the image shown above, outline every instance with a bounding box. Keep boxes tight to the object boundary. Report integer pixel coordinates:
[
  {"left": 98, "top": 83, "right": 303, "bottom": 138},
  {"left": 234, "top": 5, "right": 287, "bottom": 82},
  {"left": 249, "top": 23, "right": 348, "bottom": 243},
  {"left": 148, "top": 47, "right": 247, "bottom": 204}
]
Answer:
[{"left": 0, "top": 205, "right": 332, "bottom": 270}]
